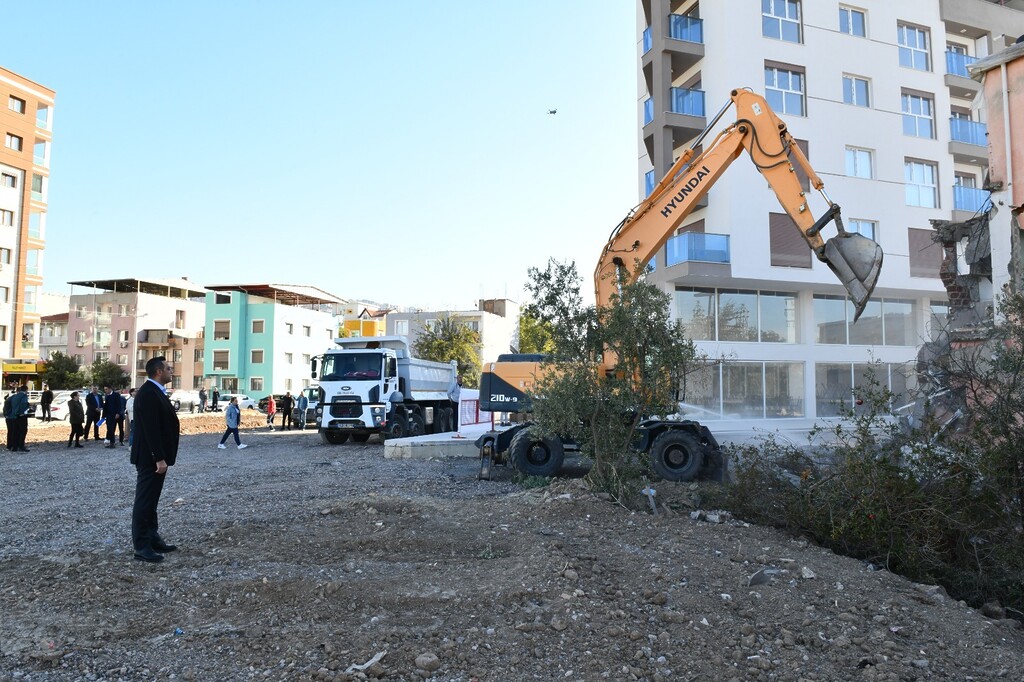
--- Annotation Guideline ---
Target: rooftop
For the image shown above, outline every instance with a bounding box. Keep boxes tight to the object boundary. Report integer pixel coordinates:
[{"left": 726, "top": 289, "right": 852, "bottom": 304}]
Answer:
[
  {"left": 67, "top": 278, "right": 209, "bottom": 299},
  {"left": 204, "top": 283, "right": 345, "bottom": 307}
]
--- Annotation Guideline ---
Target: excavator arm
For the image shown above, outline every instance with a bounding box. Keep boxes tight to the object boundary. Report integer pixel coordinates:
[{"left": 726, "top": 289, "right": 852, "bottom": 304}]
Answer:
[{"left": 595, "top": 88, "right": 882, "bottom": 323}]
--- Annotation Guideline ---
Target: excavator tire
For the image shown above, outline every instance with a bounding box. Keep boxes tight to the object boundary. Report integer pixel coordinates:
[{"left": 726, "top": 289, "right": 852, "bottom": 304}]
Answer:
[
  {"left": 649, "top": 429, "right": 704, "bottom": 482},
  {"left": 509, "top": 428, "right": 564, "bottom": 478},
  {"left": 321, "top": 430, "right": 350, "bottom": 445}
]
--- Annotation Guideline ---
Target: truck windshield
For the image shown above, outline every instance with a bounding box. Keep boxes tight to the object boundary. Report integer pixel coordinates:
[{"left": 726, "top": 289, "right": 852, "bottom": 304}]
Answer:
[{"left": 321, "top": 353, "right": 383, "bottom": 380}]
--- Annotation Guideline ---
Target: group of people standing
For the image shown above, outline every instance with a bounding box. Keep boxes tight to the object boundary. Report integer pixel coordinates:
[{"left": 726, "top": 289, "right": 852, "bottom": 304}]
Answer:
[{"left": 64, "top": 385, "right": 136, "bottom": 448}]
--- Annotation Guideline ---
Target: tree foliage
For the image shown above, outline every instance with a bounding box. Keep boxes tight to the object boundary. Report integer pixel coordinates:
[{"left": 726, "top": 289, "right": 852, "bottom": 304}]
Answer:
[
  {"left": 524, "top": 259, "right": 700, "bottom": 495},
  {"left": 517, "top": 309, "right": 555, "bottom": 355},
  {"left": 40, "top": 352, "right": 87, "bottom": 389},
  {"left": 412, "top": 315, "right": 482, "bottom": 388},
  {"left": 86, "top": 358, "right": 130, "bottom": 390}
]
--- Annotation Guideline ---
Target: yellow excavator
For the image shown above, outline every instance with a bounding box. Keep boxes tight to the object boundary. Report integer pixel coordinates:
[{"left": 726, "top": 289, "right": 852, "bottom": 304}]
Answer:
[{"left": 477, "top": 88, "right": 884, "bottom": 481}]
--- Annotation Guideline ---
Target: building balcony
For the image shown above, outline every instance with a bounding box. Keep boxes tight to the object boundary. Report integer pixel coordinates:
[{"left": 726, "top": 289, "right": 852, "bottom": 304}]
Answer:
[
  {"left": 944, "top": 51, "right": 981, "bottom": 99},
  {"left": 952, "top": 185, "right": 991, "bottom": 222},
  {"left": 666, "top": 87, "right": 707, "bottom": 145},
  {"left": 641, "top": 16, "right": 704, "bottom": 75},
  {"left": 661, "top": 231, "right": 731, "bottom": 280},
  {"left": 949, "top": 118, "right": 988, "bottom": 164},
  {"left": 139, "top": 330, "right": 171, "bottom": 345},
  {"left": 946, "top": 50, "right": 979, "bottom": 78}
]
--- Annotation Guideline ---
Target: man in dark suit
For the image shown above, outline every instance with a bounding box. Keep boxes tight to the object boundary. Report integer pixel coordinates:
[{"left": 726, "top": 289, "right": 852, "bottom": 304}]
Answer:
[
  {"left": 102, "top": 385, "right": 124, "bottom": 449},
  {"left": 83, "top": 386, "right": 104, "bottom": 441},
  {"left": 130, "top": 357, "right": 180, "bottom": 563}
]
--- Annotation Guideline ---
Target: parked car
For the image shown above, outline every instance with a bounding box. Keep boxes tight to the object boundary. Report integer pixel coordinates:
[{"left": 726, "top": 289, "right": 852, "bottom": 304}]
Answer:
[
  {"left": 219, "top": 393, "right": 258, "bottom": 410},
  {"left": 168, "top": 390, "right": 201, "bottom": 413},
  {"left": 258, "top": 394, "right": 287, "bottom": 414},
  {"left": 291, "top": 387, "right": 320, "bottom": 429}
]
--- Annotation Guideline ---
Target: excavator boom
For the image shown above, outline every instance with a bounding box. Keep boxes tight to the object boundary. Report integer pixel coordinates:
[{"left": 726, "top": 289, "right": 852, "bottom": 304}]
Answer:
[{"left": 595, "top": 88, "right": 882, "bottom": 324}]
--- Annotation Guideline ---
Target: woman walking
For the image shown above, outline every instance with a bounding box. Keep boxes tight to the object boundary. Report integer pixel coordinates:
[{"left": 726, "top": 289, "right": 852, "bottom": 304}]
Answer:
[
  {"left": 217, "top": 397, "right": 247, "bottom": 450},
  {"left": 265, "top": 395, "right": 276, "bottom": 431}
]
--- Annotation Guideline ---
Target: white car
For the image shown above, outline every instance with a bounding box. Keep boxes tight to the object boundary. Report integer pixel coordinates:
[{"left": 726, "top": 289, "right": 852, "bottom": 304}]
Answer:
[{"left": 219, "top": 393, "right": 258, "bottom": 410}]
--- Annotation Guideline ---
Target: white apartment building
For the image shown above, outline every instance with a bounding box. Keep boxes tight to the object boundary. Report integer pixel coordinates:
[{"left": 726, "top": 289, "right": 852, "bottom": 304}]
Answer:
[
  {"left": 638, "top": 0, "right": 1024, "bottom": 423},
  {"left": 387, "top": 298, "right": 520, "bottom": 365}
]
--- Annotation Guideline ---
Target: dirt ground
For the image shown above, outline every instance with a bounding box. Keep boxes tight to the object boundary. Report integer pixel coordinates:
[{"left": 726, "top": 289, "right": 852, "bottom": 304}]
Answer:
[{"left": 1, "top": 416, "right": 1022, "bottom": 681}]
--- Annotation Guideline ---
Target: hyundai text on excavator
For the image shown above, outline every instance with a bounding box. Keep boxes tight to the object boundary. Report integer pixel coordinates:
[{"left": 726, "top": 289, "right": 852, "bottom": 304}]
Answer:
[{"left": 476, "top": 88, "right": 884, "bottom": 482}]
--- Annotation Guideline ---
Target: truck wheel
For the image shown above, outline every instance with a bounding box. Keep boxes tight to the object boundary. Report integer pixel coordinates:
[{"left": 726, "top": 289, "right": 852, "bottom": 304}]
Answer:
[
  {"left": 435, "top": 407, "right": 450, "bottom": 433},
  {"left": 351, "top": 433, "right": 370, "bottom": 443},
  {"left": 649, "top": 430, "right": 704, "bottom": 482},
  {"left": 409, "top": 413, "right": 425, "bottom": 437},
  {"left": 509, "top": 428, "right": 564, "bottom": 478},
  {"left": 442, "top": 406, "right": 455, "bottom": 432},
  {"left": 383, "top": 419, "right": 406, "bottom": 440},
  {"left": 320, "top": 431, "right": 349, "bottom": 445}
]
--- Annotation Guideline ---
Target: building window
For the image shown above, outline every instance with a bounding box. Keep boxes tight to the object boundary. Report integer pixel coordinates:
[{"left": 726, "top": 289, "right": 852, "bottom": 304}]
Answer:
[
  {"left": 814, "top": 296, "right": 916, "bottom": 345},
  {"left": 909, "top": 227, "right": 942, "bottom": 277},
  {"left": 118, "top": 329, "right": 129, "bottom": 343},
  {"left": 175, "top": 310, "right": 186, "bottom": 329},
  {"left": 0, "top": 325, "right": 7, "bottom": 341},
  {"left": 8, "top": 96, "right": 26, "bottom": 114},
  {"left": 765, "top": 65, "right": 805, "bottom": 116},
  {"left": 901, "top": 92, "right": 934, "bottom": 138},
  {"left": 95, "top": 351, "right": 109, "bottom": 362},
  {"left": 213, "top": 320, "right": 231, "bottom": 340},
  {"left": 251, "top": 349, "right": 264, "bottom": 363},
  {"left": 395, "top": 319, "right": 409, "bottom": 336},
  {"left": 75, "top": 330, "right": 87, "bottom": 344},
  {"left": 286, "top": 323, "right": 294, "bottom": 334},
  {"left": 425, "top": 319, "right": 439, "bottom": 332},
  {"left": 848, "top": 219, "right": 877, "bottom": 241},
  {"left": 842, "top": 75, "right": 870, "bottom": 107},
  {"left": 250, "top": 377, "right": 264, "bottom": 392},
  {"left": 118, "top": 304, "right": 128, "bottom": 316},
  {"left": 75, "top": 304, "right": 87, "bottom": 318},
  {"left": 676, "top": 287, "right": 798, "bottom": 343},
  {"left": 285, "top": 352, "right": 293, "bottom": 364},
  {"left": 769, "top": 213, "right": 812, "bottom": 268},
  {"left": 762, "top": 0, "right": 801, "bottom": 43},
  {"left": 252, "top": 319, "right": 265, "bottom": 333},
  {"left": 5, "top": 134, "right": 23, "bottom": 151},
  {"left": 172, "top": 349, "right": 183, "bottom": 362},
  {"left": 905, "top": 160, "right": 939, "bottom": 208},
  {"left": 215, "top": 292, "right": 231, "bottom": 305},
  {"left": 0, "top": 249, "right": 8, "bottom": 265},
  {"left": 898, "top": 23, "right": 930, "bottom": 71},
  {"left": 302, "top": 354, "right": 310, "bottom": 365},
  {"left": 839, "top": 6, "right": 866, "bottom": 36},
  {"left": 0, "top": 286, "right": 8, "bottom": 303},
  {"left": 285, "top": 378, "right": 293, "bottom": 391},
  {"left": 302, "top": 325, "right": 311, "bottom": 337},
  {"left": 212, "top": 350, "right": 230, "bottom": 371},
  {"left": 117, "top": 354, "right": 128, "bottom": 366},
  {"left": 845, "top": 147, "right": 873, "bottom": 179},
  {"left": 1, "top": 173, "right": 16, "bottom": 188},
  {"left": 0, "top": 209, "right": 12, "bottom": 227},
  {"left": 194, "top": 348, "right": 203, "bottom": 362}
]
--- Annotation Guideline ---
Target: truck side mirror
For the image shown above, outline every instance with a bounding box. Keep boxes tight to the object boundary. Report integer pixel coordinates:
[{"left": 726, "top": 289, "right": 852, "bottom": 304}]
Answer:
[{"left": 310, "top": 358, "right": 318, "bottom": 379}]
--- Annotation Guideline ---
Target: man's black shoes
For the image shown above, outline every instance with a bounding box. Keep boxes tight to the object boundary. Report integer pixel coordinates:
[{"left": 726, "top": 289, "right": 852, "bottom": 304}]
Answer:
[
  {"left": 152, "top": 539, "right": 178, "bottom": 553},
  {"left": 133, "top": 548, "right": 164, "bottom": 563}
]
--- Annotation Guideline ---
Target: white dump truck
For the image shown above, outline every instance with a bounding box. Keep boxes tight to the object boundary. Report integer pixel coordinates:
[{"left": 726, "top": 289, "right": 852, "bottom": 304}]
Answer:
[{"left": 312, "top": 336, "right": 459, "bottom": 444}]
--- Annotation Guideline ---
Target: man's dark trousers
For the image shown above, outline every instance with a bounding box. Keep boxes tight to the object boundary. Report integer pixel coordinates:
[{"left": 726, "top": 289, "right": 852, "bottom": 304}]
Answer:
[
  {"left": 85, "top": 409, "right": 101, "bottom": 440},
  {"left": 132, "top": 466, "right": 166, "bottom": 551}
]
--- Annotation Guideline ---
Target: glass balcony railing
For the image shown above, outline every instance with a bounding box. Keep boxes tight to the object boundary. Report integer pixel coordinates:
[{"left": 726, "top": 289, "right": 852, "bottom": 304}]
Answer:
[
  {"left": 643, "top": 27, "right": 651, "bottom": 53},
  {"left": 950, "top": 118, "right": 987, "bottom": 146},
  {"left": 670, "top": 87, "right": 706, "bottom": 117},
  {"left": 21, "top": 340, "right": 35, "bottom": 350},
  {"left": 33, "top": 155, "right": 46, "bottom": 167},
  {"left": 643, "top": 98, "right": 654, "bottom": 125},
  {"left": 31, "top": 191, "right": 43, "bottom": 202},
  {"left": 666, "top": 232, "right": 730, "bottom": 266},
  {"left": 669, "top": 15, "right": 703, "bottom": 43},
  {"left": 953, "top": 185, "right": 991, "bottom": 213},
  {"left": 645, "top": 170, "right": 656, "bottom": 197},
  {"left": 945, "top": 51, "right": 979, "bottom": 78}
]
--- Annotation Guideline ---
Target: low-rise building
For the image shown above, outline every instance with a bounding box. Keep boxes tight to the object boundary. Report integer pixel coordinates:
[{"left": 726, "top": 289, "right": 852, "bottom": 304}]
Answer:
[
  {"left": 39, "top": 311, "right": 67, "bottom": 360},
  {"left": 204, "top": 283, "right": 341, "bottom": 395},
  {"left": 386, "top": 298, "right": 520, "bottom": 364}
]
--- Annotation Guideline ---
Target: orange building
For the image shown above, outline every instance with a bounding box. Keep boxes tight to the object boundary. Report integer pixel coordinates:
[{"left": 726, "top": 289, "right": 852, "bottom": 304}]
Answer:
[{"left": 0, "top": 66, "right": 55, "bottom": 372}]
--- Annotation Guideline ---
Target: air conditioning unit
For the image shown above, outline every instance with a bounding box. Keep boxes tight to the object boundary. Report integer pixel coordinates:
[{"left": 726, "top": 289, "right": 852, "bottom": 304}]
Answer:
[
  {"left": 76, "top": 341, "right": 84, "bottom": 347},
  {"left": 120, "top": 341, "right": 129, "bottom": 348}
]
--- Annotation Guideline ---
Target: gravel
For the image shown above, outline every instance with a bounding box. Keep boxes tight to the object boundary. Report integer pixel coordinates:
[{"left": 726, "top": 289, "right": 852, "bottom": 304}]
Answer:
[{"left": 1, "top": 417, "right": 1022, "bottom": 681}]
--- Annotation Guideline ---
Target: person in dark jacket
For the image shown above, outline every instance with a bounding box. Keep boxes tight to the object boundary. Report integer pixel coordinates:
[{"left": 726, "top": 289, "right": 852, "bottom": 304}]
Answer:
[
  {"left": 7, "top": 386, "right": 30, "bottom": 452},
  {"left": 279, "top": 392, "right": 294, "bottom": 430},
  {"left": 40, "top": 384, "right": 54, "bottom": 421},
  {"left": 102, "top": 385, "right": 124, "bottom": 448},
  {"left": 130, "top": 357, "right": 180, "bottom": 563},
  {"left": 83, "top": 386, "right": 104, "bottom": 441},
  {"left": 67, "top": 392, "right": 85, "bottom": 448}
]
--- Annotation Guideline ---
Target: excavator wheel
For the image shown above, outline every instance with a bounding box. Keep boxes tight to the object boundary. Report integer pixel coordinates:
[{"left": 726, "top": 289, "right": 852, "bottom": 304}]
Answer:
[
  {"left": 509, "top": 428, "right": 564, "bottom": 478},
  {"left": 649, "top": 430, "right": 704, "bottom": 482}
]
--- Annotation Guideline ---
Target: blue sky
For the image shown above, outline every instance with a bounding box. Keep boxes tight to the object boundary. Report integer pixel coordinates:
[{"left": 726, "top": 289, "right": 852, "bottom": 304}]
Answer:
[{"left": 3, "top": 1, "right": 639, "bottom": 310}]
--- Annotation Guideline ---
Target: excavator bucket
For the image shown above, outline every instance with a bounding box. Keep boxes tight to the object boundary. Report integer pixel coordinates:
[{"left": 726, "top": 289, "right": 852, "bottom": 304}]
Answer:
[{"left": 822, "top": 232, "right": 883, "bottom": 322}]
